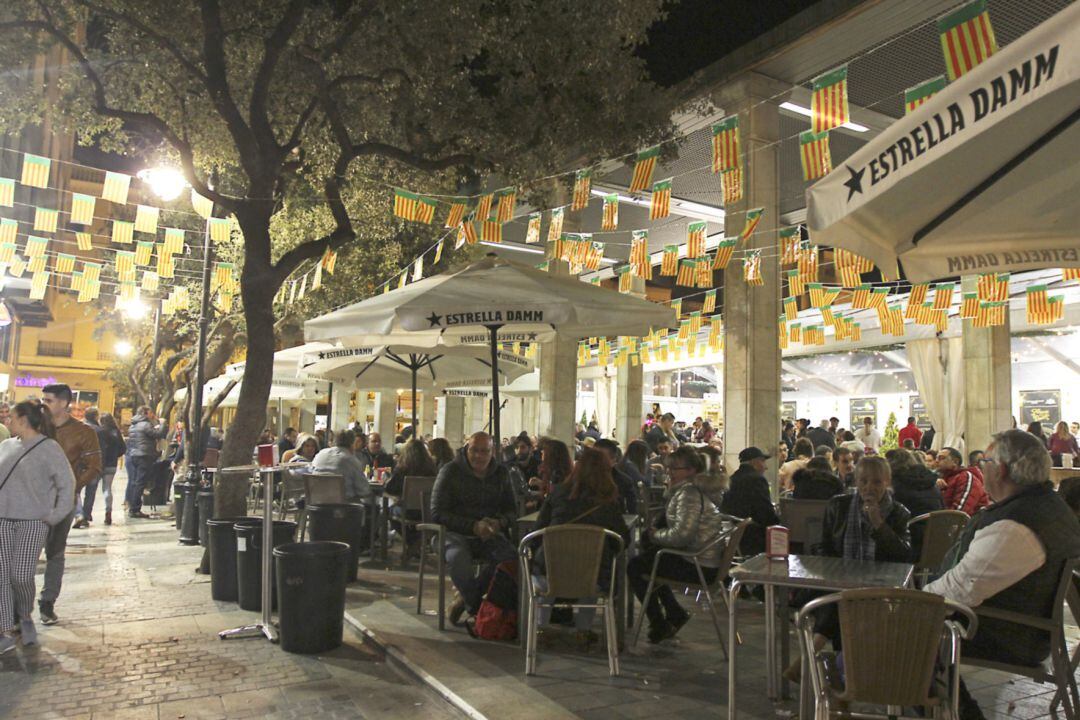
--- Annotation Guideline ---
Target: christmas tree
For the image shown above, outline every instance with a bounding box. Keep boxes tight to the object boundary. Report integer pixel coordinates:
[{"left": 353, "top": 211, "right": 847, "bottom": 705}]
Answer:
[{"left": 881, "top": 412, "right": 899, "bottom": 452}]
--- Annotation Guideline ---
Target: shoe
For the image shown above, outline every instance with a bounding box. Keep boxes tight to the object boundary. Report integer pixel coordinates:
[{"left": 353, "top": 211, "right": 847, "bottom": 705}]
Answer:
[
  {"left": 105, "top": 511, "right": 112, "bottom": 526},
  {"left": 668, "top": 609, "right": 691, "bottom": 637},
  {"left": 447, "top": 596, "right": 467, "bottom": 627},
  {"left": 39, "top": 602, "right": 58, "bottom": 626},
  {"left": 0, "top": 635, "right": 15, "bottom": 655},
  {"left": 72, "top": 517, "right": 89, "bottom": 529},
  {"left": 647, "top": 620, "right": 676, "bottom": 644},
  {"left": 128, "top": 512, "right": 150, "bottom": 519},
  {"left": 19, "top": 619, "right": 37, "bottom": 646}
]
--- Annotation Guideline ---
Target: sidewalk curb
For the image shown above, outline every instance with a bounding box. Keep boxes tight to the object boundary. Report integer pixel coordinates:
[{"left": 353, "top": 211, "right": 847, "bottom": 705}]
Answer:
[{"left": 343, "top": 609, "right": 487, "bottom": 720}]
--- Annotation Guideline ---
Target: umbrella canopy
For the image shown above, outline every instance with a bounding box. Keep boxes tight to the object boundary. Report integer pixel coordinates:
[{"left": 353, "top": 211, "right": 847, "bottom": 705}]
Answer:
[
  {"left": 304, "top": 254, "right": 676, "bottom": 441},
  {"left": 175, "top": 374, "right": 327, "bottom": 408},
  {"left": 806, "top": 2, "right": 1080, "bottom": 283}
]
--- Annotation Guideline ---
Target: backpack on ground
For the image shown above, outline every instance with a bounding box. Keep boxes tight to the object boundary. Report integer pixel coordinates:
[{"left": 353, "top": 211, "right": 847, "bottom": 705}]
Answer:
[{"left": 468, "top": 559, "right": 518, "bottom": 641}]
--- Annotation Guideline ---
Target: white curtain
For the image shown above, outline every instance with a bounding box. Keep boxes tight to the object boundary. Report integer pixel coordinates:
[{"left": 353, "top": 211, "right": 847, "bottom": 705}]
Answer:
[
  {"left": 943, "top": 336, "right": 967, "bottom": 455},
  {"left": 908, "top": 338, "right": 948, "bottom": 451}
]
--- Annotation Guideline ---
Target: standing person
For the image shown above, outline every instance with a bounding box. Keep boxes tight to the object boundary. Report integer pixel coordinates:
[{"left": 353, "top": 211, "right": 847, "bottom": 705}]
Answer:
[
  {"left": 95, "top": 414, "right": 126, "bottom": 525},
  {"left": 721, "top": 447, "right": 780, "bottom": 557},
  {"left": 125, "top": 406, "right": 167, "bottom": 519},
  {"left": 644, "top": 413, "right": 679, "bottom": 453},
  {"left": 854, "top": 416, "right": 882, "bottom": 452},
  {"left": 1048, "top": 421, "right": 1080, "bottom": 467},
  {"left": 806, "top": 420, "right": 836, "bottom": 450},
  {"left": 0, "top": 403, "right": 10, "bottom": 441},
  {"left": 920, "top": 425, "right": 936, "bottom": 452},
  {"left": 0, "top": 401, "right": 76, "bottom": 653},
  {"left": 39, "top": 385, "right": 101, "bottom": 626},
  {"left": 73, "top": 408, "right": 109, "bottom": 528},
  {"left": 936, "top": 447, "right": 989, "bottom": 515},
  {"left": 1026, "top": 422, "right": 1049, "bottom": 448},
  {"left": 898, "top": 417, "right": 923, "bottom": 449}
]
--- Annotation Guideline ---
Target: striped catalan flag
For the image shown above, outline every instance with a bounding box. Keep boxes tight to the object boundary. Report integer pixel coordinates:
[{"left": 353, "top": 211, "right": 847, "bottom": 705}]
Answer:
[
  {"left": 686, "top": 221, "right": 706, "bottom": 258},
  {"left": 695, "top": 259, "right": 713, "bottom": 289},
  {"left": 1049, "top": 296, "right": 1065, "bottom": 323},
  {"left": 25, "top": 235, "right": 48, "bottom": 257},
  {"left": 721, "top": 166, "right": 743, "bottom": 205},
  {"left": 869, "top": 286, "right": 890, "bottom": 309},
  {"left": 630, "top": 230, "right": 651, "bottom": 278},
  {"left": 743, "top": 251, "right": 763, "bottom": 286},
  {"left": 525, "top": 212, "right": 542, "bottom": 244},
  {"left": 601, "top": 194, "right": 619, "bottom": 231},
  {"left": 141, "top": 270, "right": 160, "bottom": 293},
  {"left": 70, "top": 193, "right": 96, "bottom": 226},
  {"left": 711, "top": 116, "right": 740, "bottom": 173},
  {"left": 977, "top": 272, "right": 1010, "bottom": 302},
  {"left": 33, "top": 207, "right": 58, "bottom": 233},
  {"left": 475, "top": 192, "right": 494, "bottom": 221},
  {"left": 780, "top": 226, "right": 800, "bottom": 265},
  {"left": 703, "top": 289, "right": 717, "bottom": 314},
  {"left": 0, "top": 220, "right": 15, "bottom": 245},
  {"left": 0, "top": 178, "right": 12, "bottom": 207},
  {"left": 904, "top": 75, "right": 948, "bottom": 114},
  {"left": 163, "top": 228, "right": 184, "bottom": 255},
  {"left": 433, "top": 239, "right": 445, "bottom": 266},
  {"left": 578, "top": 341, "right": 590, "bottom": 366},
  {"left": 21, "top": 153, "right": 51, "bottom": 189},
  {"left": 8, "top": 257, "right": 25, "bottom": 277},
  {"left": 414, "top": 197, "right": 437, "bottom": 225},
  {"left": 850, "top": 322, "right": 862, "bottom": 342},
  {"left": 1062, "top": 268, "right": 1080, "bottom": 283},
  {"left": 650, "top": 178, "right": 672, "bottom": 220},
  {"left": 135, "top": 240, "right": 154, "bottom": 266},
  {"left": 156, "top": 251, "right": 174, "bottom": 278},
  {"left": 789, "top": 322, "right": 802, "bottom": 343},
  {"left": 190, "top": 190, "right": 214, "bottom": 219},
  {"left": 617, "top": 265, "right": 633, "bottom": 294},
  {"left": 933, "top": 282, "right": 955, "bottom": 310},
  {"left": 778, "top": 317, "right": 789, "bottom": 350},
  {"left": 571, "top": 170, "right": 591, "bottom": 211},
  {"left": 495, "top": 188, "right": 516, "bottom": 222},
  {"left": 27, "top": 254, "right": 47, "bottom": 274},
  {"left": 461, "top": 219, "right": 478, "bottom": 246},
  {"left": 784, "top": 296, "right": 799, "bottom": 322},
  {"left": 135, "top": 204, "right": 159, "bottom": 234},
  {"left": 54, "top": 253, "right": 75, "bottom": 274},
  {"left": 481, "top": 220, "right": 503, "bottom": 244},
  {"left": 444, "top": 199, "right": 468, "bottom": 229},
  {"left": 938, "top": 0, "right": 997, "bottom": 82},
  {"left": 839, "top": 266, "right": 862, "bottom": 288},
  {"left": 629, "top": 146, "right": 661, "bottom": 193},
  {"left": 799, "top": 130, "right": 833, "bottom": 181},
  {"left": 798, "top": 243, "right": 818, "bottom": 280},
  {"left": 689, "top": 310, "right": 703, "bottom": 334},
  {"left": 851, "top": 284, "right": 872, "bottom": 309},
  {"left": 1026, "top": 285, "right": 1050, "bottom": 324},
  {"left": 712, "top": 239, "right": 736, "bottom": 270},
  {"left": 810, "top": 65, "right": 849, "bottom": 134},
  {"left": 787, "top": 269, "right": 805, "bottom": 298},
  {"left": 906, "top": 283, "right": 930, "bottom": 318},
  {"left": 660, "top": 245, "right": 679, "bottom": 276},
  {"left": 547, "top": 206, "right": 565, "bottom": 243},
  {"left": 676, "top": 259, "right": 696, "bottom": 287},
  {"left": 102, "top": 171, "right": 131, "bottom": 204},
  {"left": 584, "top": 241, "right": 604, "bottom": 271},
  {"left": 76, "top": 232, "right": 92, "bottom": 251},
  {"left": 208, "top": 217, "right": 231, "bottom": 242},
  {"left": 960, "top": 292, "right": 979, "bottom": 319},
  {"left": 739, "top": 207, "right": 764, "bottom": 245}
]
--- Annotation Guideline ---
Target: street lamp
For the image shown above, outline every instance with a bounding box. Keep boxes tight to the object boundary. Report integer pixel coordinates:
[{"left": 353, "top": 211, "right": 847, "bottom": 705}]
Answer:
[
  {"left": 137, "top": 166, "right": 188, "bottom": 201},
  {"left": 114, "top": 340, "right": 133, "bottom": 357}
]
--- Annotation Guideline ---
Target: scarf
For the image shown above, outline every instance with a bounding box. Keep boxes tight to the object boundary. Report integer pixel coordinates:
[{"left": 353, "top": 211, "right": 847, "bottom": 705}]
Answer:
[{"left": 842, "top": 492, "right": 893, "bottom": 561}]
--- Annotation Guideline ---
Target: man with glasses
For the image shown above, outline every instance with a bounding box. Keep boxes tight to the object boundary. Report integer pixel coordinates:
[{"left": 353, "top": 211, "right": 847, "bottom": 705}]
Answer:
[
  {"left": 431, "top": 432, "right": 517, "bottom": 626},
  {"left": 935, "top": 446, "right": 989, "bottom": 516},
  {"left": 721, "top": 447, "right": 779, "bottom": 556}
]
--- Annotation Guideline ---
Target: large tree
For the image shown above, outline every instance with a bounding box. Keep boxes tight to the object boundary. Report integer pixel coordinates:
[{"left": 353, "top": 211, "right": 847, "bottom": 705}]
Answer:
[{"left": 0, "top": 0, "right": 678, "bottom": 515}]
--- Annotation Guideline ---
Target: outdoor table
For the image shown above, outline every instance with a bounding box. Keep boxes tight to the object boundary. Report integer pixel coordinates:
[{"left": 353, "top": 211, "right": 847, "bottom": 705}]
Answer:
[
  {"left": 1050, "top": 467, "right": 1080, "bottom": 487},
  {"left": 727, "top": 553, "right": 914, "bottom": 720},
  {"left": 367, "top": 481, "right": 389, "bottom": 562},
  {"left": 515, "top": 511, "right": 641, "bottom": 646}
]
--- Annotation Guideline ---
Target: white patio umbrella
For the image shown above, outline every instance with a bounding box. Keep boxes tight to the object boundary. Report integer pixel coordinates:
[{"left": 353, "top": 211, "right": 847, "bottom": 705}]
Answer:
[
  {"left": 304, "top": 253, "right": 676, "bottom": 442},
  {"left": 806, "top": 2, "right": 1080, "bottom": 283},
  {"left": 296, "top": 342, "right": 533, "bottom": 433}
]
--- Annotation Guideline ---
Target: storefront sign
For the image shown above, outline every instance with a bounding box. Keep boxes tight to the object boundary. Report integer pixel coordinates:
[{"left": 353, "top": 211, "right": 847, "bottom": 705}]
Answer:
[
  {"left": 15, "top": 374, "right": 58, "bottom": 388},
  {"left": 443, "top": 389, "right": 489, "bottom": 398},
  {"left": 781, "top": 401, "right": 798, "bottom": 422},
  {"left": 1020, "top": 389, "right": 1061, "bottom": 426},
  {"left": 849, "top": 397, "right": 877, "bottom": 430},
  {"left": 909, "top": 395, "right": 932, "bottom": 430}
]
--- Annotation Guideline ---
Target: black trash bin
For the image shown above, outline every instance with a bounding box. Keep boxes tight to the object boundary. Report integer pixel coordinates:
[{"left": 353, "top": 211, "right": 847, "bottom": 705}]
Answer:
[
  {"left": 173, "top": 482, "right": 187, "bottom": 530},
  {"left": 207, "top": 516, "right": 256, "bottom": 602},
  {"left": 274, "top": 541, "right": 350, "bottom": 654},
  {"left": 235, "top": 519, "right": 297, "bottom": 611},
  {"left": 197, "top": 487, "right": 214, "bottom": 548},
  {"left": 179, "top": 483, "right": 200, "bottom": 544},
  {"left": 305, "top": 503, "right": 365, "bottom": 583}
]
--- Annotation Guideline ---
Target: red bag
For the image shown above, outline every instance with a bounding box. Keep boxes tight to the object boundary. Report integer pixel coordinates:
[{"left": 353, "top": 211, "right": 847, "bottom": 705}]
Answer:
[{"left": 468, "top": 560, "right": 518, "bottom": 641}]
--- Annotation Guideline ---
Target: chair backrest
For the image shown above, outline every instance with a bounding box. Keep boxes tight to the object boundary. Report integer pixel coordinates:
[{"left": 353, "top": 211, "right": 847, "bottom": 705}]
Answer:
[
  {"left": 779, "top": 498, "right": 830, "bottom": 550},
  {"left": 201, "top": 447, "right": 220, "bottom": 468},
  {"left": 836, "top": 588, "right": 948, "bottom": 706},
  {"left": 1049, "top": 556, "right": 1080, "bottom": 627},
  {"left": 304, "top": 473, "right": 346, "bottom": 505},
  {"left": 538, "top": 525, "right": 621, "bottom": 599},
  {"left": 910, "top": 510, "right": 969, "bottom": 572},
  {"left": 717, "top": 517, "right": 752, "bottom": 577},
  {"left": 401, "top": 476, "right": 436, "bottom": 513}
]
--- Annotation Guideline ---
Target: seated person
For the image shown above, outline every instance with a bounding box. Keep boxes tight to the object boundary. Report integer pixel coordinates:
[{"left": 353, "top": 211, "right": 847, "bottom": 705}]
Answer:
[
  {"left": 926, "top": 431, "right": 1080, "bottom": 720},
  {"left": 594, "top": 439, "right": 638, "bottom": 514},
  {"left": 509, "top": 434, "right": 541, "bottom": 480},
  {"left": 386, "top": 439, "right": 438, "bottom": 557},
  {"left": 629, "top": 446, "right": 726, "bottom": 644},
  {"left": 721, "top": 447, "right": 780, "bottom": 556},
  {"left": 311, "top": 429, "right": 373, "bottom": 506},
  {"left": 282, "top": 432, "right": 319, "bottom": 465},
  {"left": 533, "top": 448, "right": 631, "bottom": 643},
  {"left": 779, "top": 438, "right": 814, "bottom": 492},
  {"left": 360, "top": 432, "right": 395, "bottom": 476},
  {"left": 936, "top": 447, "right": 989, "bottom": 515},
  {"left": 431, "top": 432, "right": 518, "bottom": 626},
  {"left": 886, "top": 447, "right": 944, "bottom": 557},
  {"left": 791, "top": 456, "right": 844, "bottom": 500},
  {"left": 785, "top": 456, "right": 912, "bottom": 680},
  {"left": 623, "top": 440, "right": 655, "bottom": 487}
]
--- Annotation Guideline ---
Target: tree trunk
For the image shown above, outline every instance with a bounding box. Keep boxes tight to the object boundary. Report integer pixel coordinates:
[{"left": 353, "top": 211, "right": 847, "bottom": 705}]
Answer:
[{"left": 215, "top": 221, "right": 278, "bottom": 517}]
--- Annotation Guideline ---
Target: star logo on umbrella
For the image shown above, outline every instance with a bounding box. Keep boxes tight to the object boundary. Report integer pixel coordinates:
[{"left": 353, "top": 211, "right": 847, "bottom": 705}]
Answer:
[
  {"left": 426, "top": 312, "right": 443, "bottom": 327},
  {"left": 843, "top": 165, "right": 866, "bottom": 201},
  {"left": 527, "top": 332, "right": 538, "bottom": 341}
]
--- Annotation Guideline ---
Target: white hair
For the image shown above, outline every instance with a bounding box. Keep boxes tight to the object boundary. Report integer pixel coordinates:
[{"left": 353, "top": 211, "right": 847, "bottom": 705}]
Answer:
[{"left": 990, "top": 429, "right": 1051, "bottom": 486}]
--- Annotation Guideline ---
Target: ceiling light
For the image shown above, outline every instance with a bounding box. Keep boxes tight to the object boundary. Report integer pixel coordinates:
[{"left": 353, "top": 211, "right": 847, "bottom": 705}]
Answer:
[{"left": 779, "top": 102, "right": 869, "bottom": 132}]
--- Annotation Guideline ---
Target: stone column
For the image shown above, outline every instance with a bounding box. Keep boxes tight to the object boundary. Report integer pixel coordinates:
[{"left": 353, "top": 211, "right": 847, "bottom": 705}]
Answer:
[
  {"left": 521, "top": 396, "right": 539, "bottom": 438},
  {"left": 437, "top": 395, "right": 465, "bottom": 446},
  {"left": 355, "top": 391, "right": 372, "bottom": 433},
  {"left": 538, "top": 259, "right": 578, "bottom": 447},
  {"left": 719, "top": 73, "right": 785, "bottom": 493},
  {"left": 615, "top": 275, "right": 646, "bottom": 449},
  {"left": 328, "top": 385, "right": 352, "bottom": 433},
  {"left": 375, "top": 391, "right": 398, "bottom": 441},
  {"left": 961, "top": 276, "right": 1012, "bottom": 453},
  {"left": 418, "top": 391, "right": 436, "bottom": 439},
  {"left": 298, "top": 401, "right": 317, "bottom": 435}
]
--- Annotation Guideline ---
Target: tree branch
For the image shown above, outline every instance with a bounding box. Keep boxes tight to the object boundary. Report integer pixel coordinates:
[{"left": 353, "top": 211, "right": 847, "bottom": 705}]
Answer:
[
  {"left": 250, "top": 0, "right": 307, "bottom": 151},
  {"left": 351, "top": 142, "right": 488, "bottom": 173}
]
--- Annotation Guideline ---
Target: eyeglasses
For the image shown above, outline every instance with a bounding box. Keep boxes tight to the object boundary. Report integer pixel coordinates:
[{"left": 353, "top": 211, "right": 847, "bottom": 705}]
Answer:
[{"left": 667, "top": 465, "right": 693, "bottom": 472}]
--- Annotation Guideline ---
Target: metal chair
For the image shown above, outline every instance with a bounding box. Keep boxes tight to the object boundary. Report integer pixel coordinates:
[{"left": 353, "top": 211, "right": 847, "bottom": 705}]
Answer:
[
  {"left": 395, "top": 476, "right": 436, "bottom": 568},
  {"left": 519, "top": 525, "right": 624, "bottom": 676},
  {"left": 779, "top": 498, "right": 830, "bottom": 554},
  {"left": 277, "top": 466, "right": 307, "bottom": 521},
  {"left": 797, "top": 588, "right": 977, "bottom": 720},
  {"left": 907, "top": 510, "right": 969, "bottom": 586},
  {"left": 964, "top": 556, "right": 1080, "bottom": 720},
  {"left": 630, "top": 515, "right": 750, "bottom": 653},
  {"left": 1051, "top": 570, "right": 1080, "bottom": 718},
  {"left": 297, "top": 473, "right": 346, "bottom": 541}
]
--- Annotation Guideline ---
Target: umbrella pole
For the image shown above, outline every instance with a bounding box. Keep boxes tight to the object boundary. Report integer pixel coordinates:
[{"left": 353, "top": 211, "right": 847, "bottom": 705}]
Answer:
[
  {"left": 487, "top": 324, "right": 502, "bottom": 446},
  {"left": 410, "top": 354, "right": 419, "bottom": 438}
]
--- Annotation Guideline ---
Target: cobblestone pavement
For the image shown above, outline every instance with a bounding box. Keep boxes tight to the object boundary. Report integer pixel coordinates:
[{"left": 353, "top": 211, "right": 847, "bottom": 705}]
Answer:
[{"left": 0, "top": 498, "right": 460, "bottom": 720}]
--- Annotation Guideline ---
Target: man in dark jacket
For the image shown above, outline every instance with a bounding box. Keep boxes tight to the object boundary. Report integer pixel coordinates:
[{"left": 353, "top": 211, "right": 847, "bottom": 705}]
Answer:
[
  {"left": 126, "top": 406, "right": 168, "bottom": 519},
  {"left": 885, "top": 448, "right": 943, "bottom": 558},
  {"left": 791, "top": 457, "right": 844, "bottom": 500},
  {"left": 644, "top": 413, "right": 679, "bottom": 453},
  {"left": 432, "top": 432, "right": 518, "bottom": 625},
  {"left": 806, "top": 420, "right": 836, "bottom": 450},
  {"left": 927, "top": 430, "right": 1080, "bottom": 720},
  {"left": 721, "top": 447, "right": 780, "bottom": 556}
]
